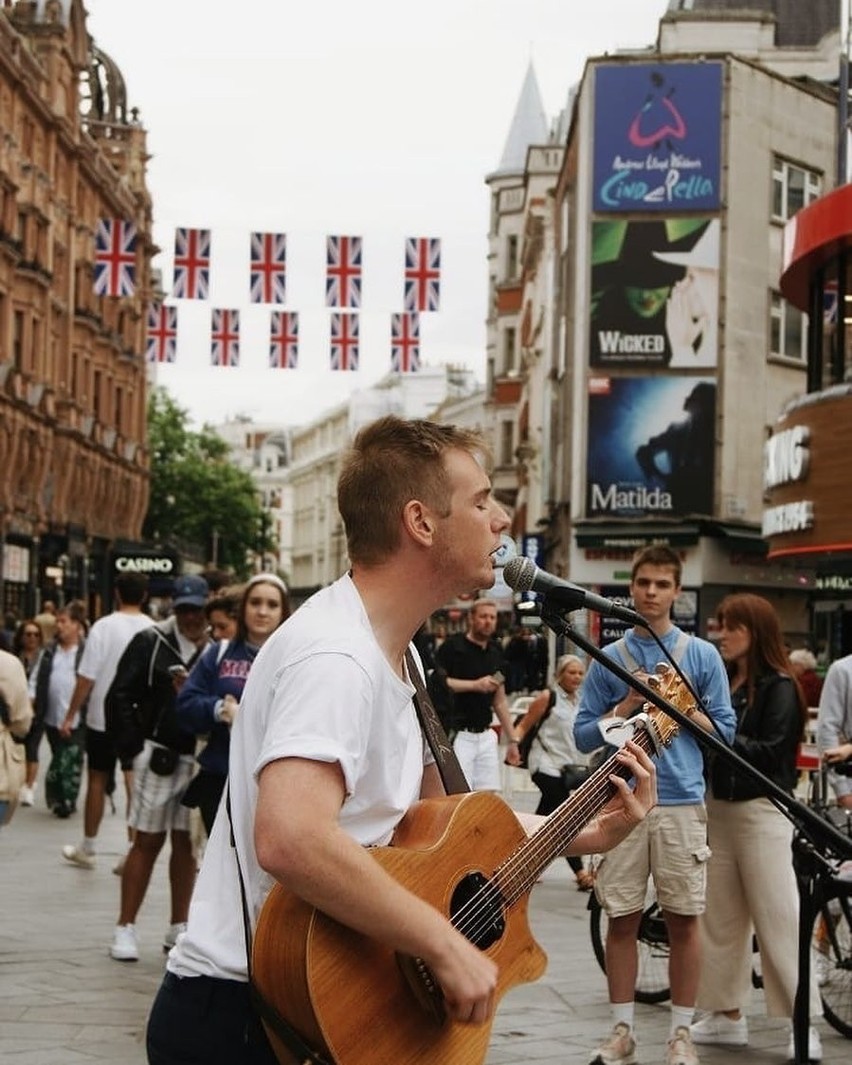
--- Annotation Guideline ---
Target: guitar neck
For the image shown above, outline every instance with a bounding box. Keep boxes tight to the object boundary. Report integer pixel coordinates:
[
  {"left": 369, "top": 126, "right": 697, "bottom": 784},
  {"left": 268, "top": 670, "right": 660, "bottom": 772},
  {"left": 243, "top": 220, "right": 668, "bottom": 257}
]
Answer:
[{"left": 494, "top": 723, "right": 659, "bottom": 904}]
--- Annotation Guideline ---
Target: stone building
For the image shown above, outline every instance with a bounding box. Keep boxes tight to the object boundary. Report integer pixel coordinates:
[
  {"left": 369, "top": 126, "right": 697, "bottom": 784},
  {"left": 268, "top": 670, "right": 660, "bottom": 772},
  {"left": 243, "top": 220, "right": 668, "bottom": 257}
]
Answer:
[
  {"left": 0, "top": 0, "right": 153, "bottom": 618},
  {"left": 488, "top": 0, "right": 843, "bottom": 645}
]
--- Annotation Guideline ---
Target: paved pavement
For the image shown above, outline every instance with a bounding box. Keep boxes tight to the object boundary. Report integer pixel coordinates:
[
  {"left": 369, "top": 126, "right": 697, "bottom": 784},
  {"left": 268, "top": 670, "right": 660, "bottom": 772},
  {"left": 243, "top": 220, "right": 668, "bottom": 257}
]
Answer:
[{"left": 1, "top": 767, "right": 849, "bottom": 1064}]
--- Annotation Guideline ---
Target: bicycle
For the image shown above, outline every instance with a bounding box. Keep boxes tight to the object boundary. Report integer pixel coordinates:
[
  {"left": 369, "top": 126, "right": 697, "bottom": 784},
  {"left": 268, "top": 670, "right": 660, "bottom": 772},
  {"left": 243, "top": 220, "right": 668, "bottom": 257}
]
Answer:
[
  {"left": 588, "top": 886, "right": 670, "bottom": 1004},
  {"left": 803, "top": 763, "right": 852, "bottom": 1039},
  {"left": 588, "top": 880, "right": 763, "bottom": 1006}
]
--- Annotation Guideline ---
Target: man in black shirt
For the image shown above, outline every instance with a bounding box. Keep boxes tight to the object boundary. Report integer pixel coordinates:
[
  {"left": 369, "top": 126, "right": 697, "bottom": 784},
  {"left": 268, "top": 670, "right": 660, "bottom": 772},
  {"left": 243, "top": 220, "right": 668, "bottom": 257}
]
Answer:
[{"left": 435, "top": 598, "right": 518, "bottom": 790}]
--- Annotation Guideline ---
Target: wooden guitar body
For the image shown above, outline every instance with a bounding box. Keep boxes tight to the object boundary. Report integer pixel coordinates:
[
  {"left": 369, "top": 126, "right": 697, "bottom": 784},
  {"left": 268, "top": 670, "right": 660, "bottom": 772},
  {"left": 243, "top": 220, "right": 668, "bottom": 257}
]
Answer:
[
  {"left": 252, "top": 689, "right": 686, "bottom": 1065},
  {"left": 252, "top": 791, "right": 547, "bottom": 1065}
]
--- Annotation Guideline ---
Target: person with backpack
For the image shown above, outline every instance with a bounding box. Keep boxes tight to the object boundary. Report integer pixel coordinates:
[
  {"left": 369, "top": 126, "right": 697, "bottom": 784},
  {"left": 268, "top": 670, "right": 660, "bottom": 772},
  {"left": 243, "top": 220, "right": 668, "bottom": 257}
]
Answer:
[
  {"left": 510, "top": 653, "right": 596, "bottom": 890},
  {"left": 104, "top": 574, "right": 211, "bottom": 962},
  {"left": 177, "top": 573, "right": 290, "bottom": 835},
  {"left": 573, "top": 545, "right": 735, "bottom": 1065}
]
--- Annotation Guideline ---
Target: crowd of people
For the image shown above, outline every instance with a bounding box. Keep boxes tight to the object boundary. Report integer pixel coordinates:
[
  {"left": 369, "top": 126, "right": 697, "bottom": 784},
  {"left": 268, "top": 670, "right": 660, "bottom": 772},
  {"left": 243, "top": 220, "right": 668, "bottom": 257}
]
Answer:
[{"left": 1, "top": 413, "right": 851, "bottom": 1065}]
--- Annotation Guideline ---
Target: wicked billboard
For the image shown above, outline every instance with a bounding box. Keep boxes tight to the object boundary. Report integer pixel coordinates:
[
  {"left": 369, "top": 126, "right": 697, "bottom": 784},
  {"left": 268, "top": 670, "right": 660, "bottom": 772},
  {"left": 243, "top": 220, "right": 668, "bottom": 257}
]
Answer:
[
  {"left": 590, "top": 218, "right": 719, "bottom": 369},
  {"left": 586, "top": 375, "right": 716, "bottom": 519},
  {"left": 593, "top": 62, "right": 723, "bottom": 213}
]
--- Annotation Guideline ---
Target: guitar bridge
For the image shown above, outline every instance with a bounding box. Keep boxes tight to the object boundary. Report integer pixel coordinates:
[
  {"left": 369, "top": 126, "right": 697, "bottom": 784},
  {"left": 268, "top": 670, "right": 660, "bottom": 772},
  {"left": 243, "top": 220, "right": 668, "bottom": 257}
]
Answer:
[{"left": 396, "top": 953, "right": 446, "bottom": 1026}]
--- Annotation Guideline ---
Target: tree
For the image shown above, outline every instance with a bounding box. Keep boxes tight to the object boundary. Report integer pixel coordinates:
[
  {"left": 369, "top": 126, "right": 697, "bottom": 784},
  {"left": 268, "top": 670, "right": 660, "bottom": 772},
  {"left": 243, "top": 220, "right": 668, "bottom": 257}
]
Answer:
[{"left": 143, "top": 388, "right": 273, "bottom": 576}]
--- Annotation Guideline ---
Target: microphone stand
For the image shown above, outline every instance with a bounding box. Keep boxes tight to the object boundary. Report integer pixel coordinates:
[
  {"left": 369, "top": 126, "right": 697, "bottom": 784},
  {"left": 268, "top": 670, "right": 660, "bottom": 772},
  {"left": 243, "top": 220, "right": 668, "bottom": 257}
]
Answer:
[{"left": 538, "top": 601, "right": 852, "bottom": 1065}]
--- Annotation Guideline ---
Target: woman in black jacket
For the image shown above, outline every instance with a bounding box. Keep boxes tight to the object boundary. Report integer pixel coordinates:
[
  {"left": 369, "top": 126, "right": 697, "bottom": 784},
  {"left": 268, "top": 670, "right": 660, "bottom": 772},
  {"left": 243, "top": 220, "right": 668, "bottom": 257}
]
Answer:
[{"left": 691, "top": 593, "right": 822, "bottom": 1059}]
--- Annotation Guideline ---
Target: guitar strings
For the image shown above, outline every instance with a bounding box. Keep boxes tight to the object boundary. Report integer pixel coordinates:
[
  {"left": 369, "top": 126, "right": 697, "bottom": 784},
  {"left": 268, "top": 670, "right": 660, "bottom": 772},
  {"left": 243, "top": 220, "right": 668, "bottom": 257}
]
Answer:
[{"left": 449, "top": 732, "right": 655, "bottom": 946}]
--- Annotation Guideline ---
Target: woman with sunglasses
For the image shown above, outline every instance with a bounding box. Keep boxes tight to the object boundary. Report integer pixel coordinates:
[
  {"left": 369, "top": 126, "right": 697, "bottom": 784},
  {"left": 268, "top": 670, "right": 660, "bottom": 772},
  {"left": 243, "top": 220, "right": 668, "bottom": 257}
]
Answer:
[{"left": 12, "top": 620, "right": 44, "bottom": 807}]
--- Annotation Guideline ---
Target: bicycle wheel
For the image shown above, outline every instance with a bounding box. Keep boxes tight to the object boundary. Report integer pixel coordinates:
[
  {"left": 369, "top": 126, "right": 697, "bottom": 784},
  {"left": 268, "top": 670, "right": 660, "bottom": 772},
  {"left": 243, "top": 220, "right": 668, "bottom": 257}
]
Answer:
[
  {"left": 814, "top": 891, "right": 852, "bottom": 1039},
  {"left": 588, "top": 893, "right": 671, "bottom": 1005}
]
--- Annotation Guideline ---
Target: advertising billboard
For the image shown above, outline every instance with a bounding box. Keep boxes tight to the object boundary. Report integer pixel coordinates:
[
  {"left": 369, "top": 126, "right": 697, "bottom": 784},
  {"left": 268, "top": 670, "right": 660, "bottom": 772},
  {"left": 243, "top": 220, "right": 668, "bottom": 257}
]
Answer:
[
  {"left": 586, "top": 376, "right": 716, "bottom": 518},
  {"left": 589, "top": 218, "right": 719, "bottom": 369},
  {"left": 593, "top": 62, "right": 723, "bottom": 213}
]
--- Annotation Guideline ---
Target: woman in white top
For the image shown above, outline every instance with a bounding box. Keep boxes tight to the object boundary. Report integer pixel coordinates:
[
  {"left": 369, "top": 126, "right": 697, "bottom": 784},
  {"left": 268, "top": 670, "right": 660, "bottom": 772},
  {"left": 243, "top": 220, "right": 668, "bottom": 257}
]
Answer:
[{"left": 516, "top": 653, "right": 596, "bottom": 890}]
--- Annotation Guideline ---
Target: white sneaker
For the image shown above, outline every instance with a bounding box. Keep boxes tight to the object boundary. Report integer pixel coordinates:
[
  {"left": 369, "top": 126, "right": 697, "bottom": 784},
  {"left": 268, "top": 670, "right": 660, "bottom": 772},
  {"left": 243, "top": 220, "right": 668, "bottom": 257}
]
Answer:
[
  {"left": 667, "top": 1026, "right": 699, "bottom": 1065},
  {"left": 110, "top": 924, "right": 139, "bottom": 962},
  {"left": 61, "top": 844, "right": 96, "bottom": 870},
  {"left": 786, "top": 1025, "right": 822, "bottom": 1062},
  {"left": 19, "top": 784, "right": 35, "bottom": 807},
  {"left": 163, "top": 922, "right": 187, "bottom": 952},
  {"left": 589, "top": 1023, "right": 637, "bottom": 1065},
  {"left": 690, "top": 1013, "right": 748, "bottom": 1046}
]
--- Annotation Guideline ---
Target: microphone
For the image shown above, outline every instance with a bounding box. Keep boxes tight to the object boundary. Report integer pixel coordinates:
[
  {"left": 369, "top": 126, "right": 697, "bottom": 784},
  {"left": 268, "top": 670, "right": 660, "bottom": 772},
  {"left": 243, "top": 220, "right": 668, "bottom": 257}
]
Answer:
[{"left": 502, "top": 556, "right": 645, "bottom": 625}]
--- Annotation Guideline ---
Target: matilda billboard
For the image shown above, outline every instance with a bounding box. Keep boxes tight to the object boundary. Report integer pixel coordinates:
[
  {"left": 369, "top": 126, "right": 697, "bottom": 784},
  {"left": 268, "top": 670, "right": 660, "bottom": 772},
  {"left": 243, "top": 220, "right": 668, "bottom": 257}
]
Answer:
[
  {"left": 593, "top": 62, "right": 723, "bottom": 213},
  {"left": 590, "top": 217, "right": 719, "bottom": 369},
  {"left": 586, "top": 376, "right": 716, "bottom": 518}
]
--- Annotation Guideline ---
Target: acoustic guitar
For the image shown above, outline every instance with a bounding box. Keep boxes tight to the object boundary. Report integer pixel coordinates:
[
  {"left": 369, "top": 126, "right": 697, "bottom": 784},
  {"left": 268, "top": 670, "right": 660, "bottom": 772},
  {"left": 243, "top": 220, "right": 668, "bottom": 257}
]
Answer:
[{"left": 252, "top": 670, "right": 690, "bottom": 1065}]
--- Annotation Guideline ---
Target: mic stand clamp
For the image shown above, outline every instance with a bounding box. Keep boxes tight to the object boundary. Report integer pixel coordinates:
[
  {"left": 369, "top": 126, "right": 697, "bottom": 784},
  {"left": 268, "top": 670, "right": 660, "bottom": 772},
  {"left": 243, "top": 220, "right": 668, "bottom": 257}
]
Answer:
[{"left": 538, "top": 599, "right": 852, "bottom": 1065}]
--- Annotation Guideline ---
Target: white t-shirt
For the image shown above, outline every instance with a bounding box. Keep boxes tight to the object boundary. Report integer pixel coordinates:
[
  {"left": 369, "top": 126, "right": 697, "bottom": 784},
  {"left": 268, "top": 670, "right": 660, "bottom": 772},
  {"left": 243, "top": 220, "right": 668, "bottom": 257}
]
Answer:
[
  {"left": 169, "top": 574, "right": 426, "bottom": 981},
  {"left": 528, "top": 687, "right": 589, "bottom": 779},
  {"left": 76, "top": 611, "right": 154, "bottom": 732},
  {"left": 27, "top": 645, "right": 80, "bottom": 728}
]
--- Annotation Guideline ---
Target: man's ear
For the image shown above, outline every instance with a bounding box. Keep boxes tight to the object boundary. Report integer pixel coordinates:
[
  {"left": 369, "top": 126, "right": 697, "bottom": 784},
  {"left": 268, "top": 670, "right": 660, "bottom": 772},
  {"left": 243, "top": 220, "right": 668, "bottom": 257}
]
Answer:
[{"left": 402, "top": 500, "right": 434, "bottom": 547}]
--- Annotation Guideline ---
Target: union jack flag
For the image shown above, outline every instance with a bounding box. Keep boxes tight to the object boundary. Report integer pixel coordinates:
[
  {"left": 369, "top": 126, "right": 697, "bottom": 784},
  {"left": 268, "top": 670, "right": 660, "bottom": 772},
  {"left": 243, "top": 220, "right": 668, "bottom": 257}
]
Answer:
[
  {"left": 145, "top": 303, "right": 178, "bottom": 364},
  {"left": 326, "top": 235, "right": 362, "bottom": 308},
  {"left": 391, "top": 312, "right": 420, "bottom": 373},
  {"left": 330, "top": 313, "right": 359, "bottom": 371},
  {"left": 404, "top": 237, "right": 440, "bottom": 312},
  {"left": 173, "top": 227, "right": 211, "bottom": 300},
  {"left": 250, "top": 232, "right": 287, "bottom": 304},
  {"left": 94, "top": 218, "right": 137, "bottom": 297},
  {"left": 270, "top": 311, "right": 299, "bottom": 369},
  {"left": 211, "top": 308, "right": 240, "bottom": 367}
]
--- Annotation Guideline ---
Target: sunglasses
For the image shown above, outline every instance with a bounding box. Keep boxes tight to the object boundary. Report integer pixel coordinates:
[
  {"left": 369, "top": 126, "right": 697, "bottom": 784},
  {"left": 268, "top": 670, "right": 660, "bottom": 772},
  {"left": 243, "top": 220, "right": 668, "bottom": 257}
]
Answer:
[{"left": 23, "top": 630, "right": 41, "bottom": 638}]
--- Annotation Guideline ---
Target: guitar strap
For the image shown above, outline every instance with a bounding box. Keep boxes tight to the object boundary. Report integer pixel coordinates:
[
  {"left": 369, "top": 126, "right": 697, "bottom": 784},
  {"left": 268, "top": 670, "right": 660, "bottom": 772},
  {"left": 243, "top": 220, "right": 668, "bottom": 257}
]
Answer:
[
  {"left": 225, "top": 645, "right": 468, "bottom": 1065},
  {"left": 226, "top": 788, "right": 331, "bottom": 1065},
  {"left": 405, "top": 648, "right": 470, "bottom": 795}
]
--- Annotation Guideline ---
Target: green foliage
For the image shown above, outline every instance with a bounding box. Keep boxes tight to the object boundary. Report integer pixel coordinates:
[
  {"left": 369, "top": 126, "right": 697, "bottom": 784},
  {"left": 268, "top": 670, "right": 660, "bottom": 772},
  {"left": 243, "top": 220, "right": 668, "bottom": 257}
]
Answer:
[{"left": 143, "top": 388, "right": 274, "bottom": 577}]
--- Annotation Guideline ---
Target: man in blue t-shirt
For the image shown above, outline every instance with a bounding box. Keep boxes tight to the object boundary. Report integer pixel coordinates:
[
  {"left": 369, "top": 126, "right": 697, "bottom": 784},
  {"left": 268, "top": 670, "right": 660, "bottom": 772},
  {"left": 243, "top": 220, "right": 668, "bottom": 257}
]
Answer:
[{"left": 574, "top": 545, "right": 735, "bottom": 1065}]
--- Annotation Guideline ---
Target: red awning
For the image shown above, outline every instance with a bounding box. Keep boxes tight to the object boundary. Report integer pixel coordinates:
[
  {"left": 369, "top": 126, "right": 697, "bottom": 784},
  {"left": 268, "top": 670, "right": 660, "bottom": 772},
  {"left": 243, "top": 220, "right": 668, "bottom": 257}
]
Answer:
[{"left": 780, "top": 183, "right": 852, "bottom": 312}]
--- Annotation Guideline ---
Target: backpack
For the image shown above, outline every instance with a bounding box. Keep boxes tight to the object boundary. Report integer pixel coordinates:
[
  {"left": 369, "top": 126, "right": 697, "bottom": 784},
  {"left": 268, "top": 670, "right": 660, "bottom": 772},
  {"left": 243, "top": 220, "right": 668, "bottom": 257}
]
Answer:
[{"left": 516, "top": 688, "right": 557, "bottom": 770}]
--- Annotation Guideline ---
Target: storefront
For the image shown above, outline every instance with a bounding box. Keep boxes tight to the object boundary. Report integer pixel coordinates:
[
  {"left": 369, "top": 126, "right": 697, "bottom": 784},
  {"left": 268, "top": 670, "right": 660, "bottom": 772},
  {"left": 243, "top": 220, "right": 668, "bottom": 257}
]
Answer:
[{"left": 774, "top": 182, "right": 852, "bottom": 659}]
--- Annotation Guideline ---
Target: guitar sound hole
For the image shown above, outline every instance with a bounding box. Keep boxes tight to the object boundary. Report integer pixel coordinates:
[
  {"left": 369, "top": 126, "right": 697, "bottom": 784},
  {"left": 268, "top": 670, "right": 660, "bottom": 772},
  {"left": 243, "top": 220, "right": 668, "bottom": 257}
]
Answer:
[{"left": 450, "top": 872, "right": 505, "bottom": 949}]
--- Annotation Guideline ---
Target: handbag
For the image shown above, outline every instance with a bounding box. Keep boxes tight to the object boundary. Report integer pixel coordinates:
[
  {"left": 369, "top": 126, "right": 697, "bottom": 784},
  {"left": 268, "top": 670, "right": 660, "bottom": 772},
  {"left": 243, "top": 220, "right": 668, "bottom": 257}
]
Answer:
[
  {"left": 149, "top": 744, "right": 179, "bottom": 776},
  {"left": 0, "top": 729, "right": 26, "bottom": 824},
  {"left": 560, "top": 763, "right": 592, "bottom": 793}
]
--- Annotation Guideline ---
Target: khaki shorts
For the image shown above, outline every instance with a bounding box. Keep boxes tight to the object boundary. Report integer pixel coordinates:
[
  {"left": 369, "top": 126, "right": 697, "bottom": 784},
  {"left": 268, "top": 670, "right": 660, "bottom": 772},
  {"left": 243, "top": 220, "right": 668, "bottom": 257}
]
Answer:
[{"left": 594, "top": 803, "right": 710, "bottom": 918}]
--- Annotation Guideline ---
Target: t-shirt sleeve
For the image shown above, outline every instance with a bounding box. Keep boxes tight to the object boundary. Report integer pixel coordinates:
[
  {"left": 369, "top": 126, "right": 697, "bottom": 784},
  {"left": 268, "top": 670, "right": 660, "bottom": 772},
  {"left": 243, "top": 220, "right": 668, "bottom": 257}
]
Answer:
[
  {"left": 76, "top": 621, "right": 105, "bottom": 680},
  {"left": 255, "top": 651, "right": 374, "bottom": 796}
]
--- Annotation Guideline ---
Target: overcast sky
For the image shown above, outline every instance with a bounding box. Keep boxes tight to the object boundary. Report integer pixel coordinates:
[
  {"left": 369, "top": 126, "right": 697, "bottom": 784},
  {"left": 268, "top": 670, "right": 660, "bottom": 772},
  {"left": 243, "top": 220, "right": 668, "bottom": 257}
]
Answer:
[{"left": 83, "top": 0, "right": 670, "bottom": 430}]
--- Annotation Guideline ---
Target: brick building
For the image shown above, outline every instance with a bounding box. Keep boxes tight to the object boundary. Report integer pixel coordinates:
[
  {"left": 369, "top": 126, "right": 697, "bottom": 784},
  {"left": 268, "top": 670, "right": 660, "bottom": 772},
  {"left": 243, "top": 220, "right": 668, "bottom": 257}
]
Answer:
[{"left": 0, "top": 0, "right": 153, "bottom": 620}]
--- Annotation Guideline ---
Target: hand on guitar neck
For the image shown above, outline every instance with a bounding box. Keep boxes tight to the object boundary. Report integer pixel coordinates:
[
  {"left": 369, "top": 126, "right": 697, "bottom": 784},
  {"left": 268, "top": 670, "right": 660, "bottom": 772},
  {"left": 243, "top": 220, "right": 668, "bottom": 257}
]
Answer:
[{"left": 253, "top": 742, "right": 657, "bottom": 1065}]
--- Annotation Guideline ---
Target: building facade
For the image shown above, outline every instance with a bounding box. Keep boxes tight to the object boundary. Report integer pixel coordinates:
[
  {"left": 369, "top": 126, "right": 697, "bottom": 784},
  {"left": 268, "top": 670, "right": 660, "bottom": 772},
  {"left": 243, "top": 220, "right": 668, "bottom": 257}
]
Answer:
[
  {"left": 285, "top": 364, "right": 481, "bottom": 603},
  {"left": 213, "top": 416, "right": 293, "bottom": 580},
  {"left": 488, "top": 1, "right": 842, "bottom": 647},
  {"left": 0, "top": 0, "right": 153, "bottom": 620}
]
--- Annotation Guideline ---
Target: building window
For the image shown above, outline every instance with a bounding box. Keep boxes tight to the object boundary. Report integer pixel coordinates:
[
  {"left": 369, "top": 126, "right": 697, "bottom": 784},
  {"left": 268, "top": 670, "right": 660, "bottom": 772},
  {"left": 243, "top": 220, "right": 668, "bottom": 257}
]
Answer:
[
  {"left": 770, "top": 291, "right": 807, "bottom": 362},
  {"left": 503, "top": 326, "right": 516, "bottom": 375},
  {"left": 13, "top": 309, "right": 24, "bottom": 368},
  {"left": 506, "top": 234, "right": 518, "bottom": 281},
  {"left": 500, "top": 420, "right": 514, "bottom": 467},
  {"left": 772, "top": 157, "right": 821, "bottom": 222}
]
